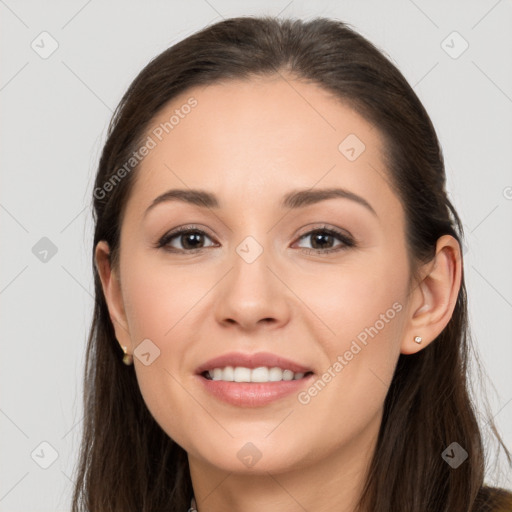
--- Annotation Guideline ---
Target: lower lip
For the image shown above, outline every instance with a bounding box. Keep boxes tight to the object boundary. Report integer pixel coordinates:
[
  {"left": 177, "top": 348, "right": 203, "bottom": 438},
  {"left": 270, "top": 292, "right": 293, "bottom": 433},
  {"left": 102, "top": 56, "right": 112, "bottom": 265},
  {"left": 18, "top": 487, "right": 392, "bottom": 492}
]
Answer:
[{"left": 197, "top": 374, "right": 314, "bottom": 407}]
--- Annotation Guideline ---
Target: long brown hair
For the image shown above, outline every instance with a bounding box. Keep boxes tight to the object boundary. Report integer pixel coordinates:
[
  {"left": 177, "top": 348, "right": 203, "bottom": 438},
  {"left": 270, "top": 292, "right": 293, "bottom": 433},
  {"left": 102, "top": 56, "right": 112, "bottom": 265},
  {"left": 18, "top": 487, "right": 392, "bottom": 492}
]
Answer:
[{"left": 72, "top": 16, "right": 512, "bottom": 511}]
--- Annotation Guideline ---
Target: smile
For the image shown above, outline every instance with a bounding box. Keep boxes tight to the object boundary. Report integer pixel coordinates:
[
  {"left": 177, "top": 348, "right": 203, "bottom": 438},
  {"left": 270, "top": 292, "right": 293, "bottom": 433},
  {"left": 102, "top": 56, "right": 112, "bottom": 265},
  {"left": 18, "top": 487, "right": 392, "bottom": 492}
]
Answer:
[{"left": 203, "top": 366, "right": 312, "bottom": 382}]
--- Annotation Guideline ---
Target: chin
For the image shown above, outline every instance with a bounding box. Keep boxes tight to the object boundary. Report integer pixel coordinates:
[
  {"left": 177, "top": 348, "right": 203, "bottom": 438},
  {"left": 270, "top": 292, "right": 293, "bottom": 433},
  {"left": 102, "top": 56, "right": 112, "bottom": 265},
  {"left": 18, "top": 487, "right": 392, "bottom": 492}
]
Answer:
[{"left": 188, "top": 436, "right": 312, "bottom": 475}]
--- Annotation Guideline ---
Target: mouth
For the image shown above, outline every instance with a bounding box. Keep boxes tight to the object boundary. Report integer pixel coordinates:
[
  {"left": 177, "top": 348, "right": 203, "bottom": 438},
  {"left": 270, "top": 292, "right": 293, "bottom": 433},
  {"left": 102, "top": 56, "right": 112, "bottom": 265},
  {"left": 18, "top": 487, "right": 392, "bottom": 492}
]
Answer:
[
  {"left": 195, "top": 352, "right": 315, "bottom": 407},
  {"left": 195, "top": 351, "right": 315, "bottom": 380},
  {"left": 201, "top": 367, "right": 314, "bottom": 382}
]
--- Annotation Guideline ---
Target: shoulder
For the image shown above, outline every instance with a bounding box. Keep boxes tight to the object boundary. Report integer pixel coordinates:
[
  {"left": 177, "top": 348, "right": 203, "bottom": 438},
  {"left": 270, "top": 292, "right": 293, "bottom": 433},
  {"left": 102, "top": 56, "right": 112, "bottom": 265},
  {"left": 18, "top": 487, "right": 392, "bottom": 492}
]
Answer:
[{"left": 474, "top": 486, "right": 512, "bottom": 512}]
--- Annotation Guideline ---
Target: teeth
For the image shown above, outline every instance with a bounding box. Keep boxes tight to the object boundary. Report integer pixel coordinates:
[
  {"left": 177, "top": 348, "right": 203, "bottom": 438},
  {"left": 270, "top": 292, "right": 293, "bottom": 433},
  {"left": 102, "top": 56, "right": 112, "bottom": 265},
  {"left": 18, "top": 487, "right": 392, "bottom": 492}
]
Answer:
[{"left": 207, "top": 366, "right": 307, "bottom": 382}]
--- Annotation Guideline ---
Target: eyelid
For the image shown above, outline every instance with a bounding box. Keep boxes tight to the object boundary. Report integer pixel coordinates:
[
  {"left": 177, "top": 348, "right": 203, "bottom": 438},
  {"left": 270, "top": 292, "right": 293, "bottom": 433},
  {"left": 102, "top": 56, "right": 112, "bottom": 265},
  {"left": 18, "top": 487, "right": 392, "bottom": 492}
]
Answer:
[{"left": 294, "top": 223, "right": 351, "bottom": 240}]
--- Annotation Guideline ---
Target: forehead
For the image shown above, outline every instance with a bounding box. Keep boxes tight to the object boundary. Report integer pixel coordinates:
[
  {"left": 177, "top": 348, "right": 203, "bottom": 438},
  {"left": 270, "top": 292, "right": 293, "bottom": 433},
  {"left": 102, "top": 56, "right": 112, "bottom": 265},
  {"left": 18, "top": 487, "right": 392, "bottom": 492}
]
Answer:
[{"left": 126, "top": 75, "right": 401, "bottom": 222}]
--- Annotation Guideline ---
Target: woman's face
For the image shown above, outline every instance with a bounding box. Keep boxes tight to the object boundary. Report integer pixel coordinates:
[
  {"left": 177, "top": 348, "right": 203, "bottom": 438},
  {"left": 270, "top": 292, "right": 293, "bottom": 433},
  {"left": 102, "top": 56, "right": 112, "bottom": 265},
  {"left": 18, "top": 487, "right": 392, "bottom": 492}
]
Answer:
[{"left": 98, "top": 75, "right": 423, "bottom": 474}]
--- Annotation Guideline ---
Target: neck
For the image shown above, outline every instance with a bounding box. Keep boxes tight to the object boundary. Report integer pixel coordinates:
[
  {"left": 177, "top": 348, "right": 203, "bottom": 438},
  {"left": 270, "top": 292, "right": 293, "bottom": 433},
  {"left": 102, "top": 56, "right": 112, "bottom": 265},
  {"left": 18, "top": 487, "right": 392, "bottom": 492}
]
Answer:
[{"left": 187, "top": 410, "right": 380, "bottom": 512}]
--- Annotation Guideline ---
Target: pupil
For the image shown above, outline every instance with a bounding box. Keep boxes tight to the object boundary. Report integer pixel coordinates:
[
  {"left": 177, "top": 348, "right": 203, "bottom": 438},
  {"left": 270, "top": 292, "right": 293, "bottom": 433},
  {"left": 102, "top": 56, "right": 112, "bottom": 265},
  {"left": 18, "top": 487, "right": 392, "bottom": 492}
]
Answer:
[
  {"left": 182, "top": 232, "right": 203, "bottom": 249},
  {"left": 312, "top": 232, "right": 333, "bottom": 249}
]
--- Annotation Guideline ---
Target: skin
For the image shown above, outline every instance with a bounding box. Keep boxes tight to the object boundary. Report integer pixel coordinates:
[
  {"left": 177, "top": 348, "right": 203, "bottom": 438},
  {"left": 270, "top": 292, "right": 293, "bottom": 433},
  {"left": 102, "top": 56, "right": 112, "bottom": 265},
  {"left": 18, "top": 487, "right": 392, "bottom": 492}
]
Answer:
[{"left": 95, "top": 74, "right": 462, "bottom": 512}]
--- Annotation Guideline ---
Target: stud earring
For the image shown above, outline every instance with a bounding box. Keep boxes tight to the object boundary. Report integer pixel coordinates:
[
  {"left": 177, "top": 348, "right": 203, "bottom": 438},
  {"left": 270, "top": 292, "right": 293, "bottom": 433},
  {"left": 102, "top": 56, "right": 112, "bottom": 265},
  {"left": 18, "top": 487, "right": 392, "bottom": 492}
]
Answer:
[
  {"left": 122, "top": 345, "right": 133, "bottom": 365},
  {"left": 414, "top": 336, "right": 422, "bottom": 344}
]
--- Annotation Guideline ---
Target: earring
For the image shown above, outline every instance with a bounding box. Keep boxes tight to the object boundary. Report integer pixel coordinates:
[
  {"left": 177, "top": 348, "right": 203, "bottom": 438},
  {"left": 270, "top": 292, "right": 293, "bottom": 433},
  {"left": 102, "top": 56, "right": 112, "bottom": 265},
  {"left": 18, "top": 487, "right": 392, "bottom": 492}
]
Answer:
[
  {"left": 414, "top": 336, "right": 422, "bottom": 344},
  {"left": 122, "top": 345, "right": 133, "bottom": 365}
]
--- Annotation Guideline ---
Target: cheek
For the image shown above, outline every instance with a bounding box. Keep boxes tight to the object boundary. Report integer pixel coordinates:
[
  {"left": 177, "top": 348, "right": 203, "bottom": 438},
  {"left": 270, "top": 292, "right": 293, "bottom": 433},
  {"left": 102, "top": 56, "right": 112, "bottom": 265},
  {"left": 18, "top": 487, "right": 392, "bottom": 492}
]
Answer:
[
  {"left": 121, "top": 241, "right": 408, "bottom": 371},
  {"left": 301, "top": 258, "right": 407, "bottom": 350},
  {"left": 298, "top": 251, "right": 408, "bottom": 414},
  {"left": 117, "top": 244, "right": 409, "bottom": 466},
  {"left": 122, "top": 255, "right": 206, "bottom": 448},
  {"left": 292, "top": 269, "right": 406, "bottom": 452},
  {"left": 121, "top": 252, "right": 209, "bottom": 343}
]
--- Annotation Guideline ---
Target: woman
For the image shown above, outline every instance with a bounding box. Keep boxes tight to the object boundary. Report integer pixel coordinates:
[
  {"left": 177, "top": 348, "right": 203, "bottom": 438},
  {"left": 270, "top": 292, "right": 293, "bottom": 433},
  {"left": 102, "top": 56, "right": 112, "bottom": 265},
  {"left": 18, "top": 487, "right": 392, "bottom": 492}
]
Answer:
[{"left": 72, "top": 15, "right": 512, "bottom": 512}]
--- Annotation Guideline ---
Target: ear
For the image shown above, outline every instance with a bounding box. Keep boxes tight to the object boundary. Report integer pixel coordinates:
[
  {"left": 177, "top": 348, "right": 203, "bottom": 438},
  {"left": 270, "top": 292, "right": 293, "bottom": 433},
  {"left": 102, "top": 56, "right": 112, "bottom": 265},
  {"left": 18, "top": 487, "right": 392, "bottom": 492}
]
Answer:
[
  {"left": 400, "top": 234, "right": 462, "bottom": 355},
  {"left": 94, "top": 240, "right": 133, "bottom": 355}
]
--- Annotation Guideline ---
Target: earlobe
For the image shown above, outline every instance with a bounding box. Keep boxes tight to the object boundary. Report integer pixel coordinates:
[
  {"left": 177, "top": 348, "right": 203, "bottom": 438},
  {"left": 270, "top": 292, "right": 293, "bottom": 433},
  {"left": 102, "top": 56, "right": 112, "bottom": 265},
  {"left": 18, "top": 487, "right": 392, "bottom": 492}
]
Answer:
[
  {"left": 94, "top": 241, "right": 132, "bottom": 353},
  {"left": 400, "top": 235, "right": 462, "bottom": 355}
]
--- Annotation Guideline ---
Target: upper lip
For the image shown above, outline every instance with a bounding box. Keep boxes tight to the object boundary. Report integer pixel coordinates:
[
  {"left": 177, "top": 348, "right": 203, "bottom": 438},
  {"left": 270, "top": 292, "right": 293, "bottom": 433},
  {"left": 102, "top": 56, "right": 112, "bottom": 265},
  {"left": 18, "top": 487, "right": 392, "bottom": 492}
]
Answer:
[{"left": 195, "top": 351, "right": 314, "bottom": 375}]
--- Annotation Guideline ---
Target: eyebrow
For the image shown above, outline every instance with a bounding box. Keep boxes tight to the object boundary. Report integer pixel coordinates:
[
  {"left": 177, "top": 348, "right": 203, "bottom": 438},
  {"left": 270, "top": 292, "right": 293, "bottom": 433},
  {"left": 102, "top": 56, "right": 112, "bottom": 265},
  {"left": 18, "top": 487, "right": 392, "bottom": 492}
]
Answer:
[{"left": 144, "top": 187, "right": 377, "bottom": 217}]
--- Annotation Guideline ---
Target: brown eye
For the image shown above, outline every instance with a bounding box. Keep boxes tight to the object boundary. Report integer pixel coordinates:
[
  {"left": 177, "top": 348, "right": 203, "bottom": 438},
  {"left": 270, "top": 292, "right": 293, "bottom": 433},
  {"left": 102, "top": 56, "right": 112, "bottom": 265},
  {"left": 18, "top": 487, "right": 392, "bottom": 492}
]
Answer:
[
  {"left": 156, "top": 227, "right": 216, "bottom": 252},
  {"left": 294, "top": 226, "right": 355, "bottom": 255},
  {"left": 155, "top": 224, "right": 355, "bottom": 255}
]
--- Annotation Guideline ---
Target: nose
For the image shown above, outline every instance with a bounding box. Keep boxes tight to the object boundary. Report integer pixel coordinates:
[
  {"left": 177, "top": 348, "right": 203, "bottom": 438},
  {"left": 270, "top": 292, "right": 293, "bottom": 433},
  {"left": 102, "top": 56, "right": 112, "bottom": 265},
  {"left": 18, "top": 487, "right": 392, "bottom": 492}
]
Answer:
[{"left": 213, "top": 242, "right": 292, "bottom": 332}]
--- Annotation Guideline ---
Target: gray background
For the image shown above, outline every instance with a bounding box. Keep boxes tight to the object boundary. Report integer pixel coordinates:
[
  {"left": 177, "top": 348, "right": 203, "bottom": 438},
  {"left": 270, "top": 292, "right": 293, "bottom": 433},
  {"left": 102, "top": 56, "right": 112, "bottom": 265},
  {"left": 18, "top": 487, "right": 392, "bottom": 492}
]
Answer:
[{"left": 1, "top": 0, "right": 511, "bottom": 510}]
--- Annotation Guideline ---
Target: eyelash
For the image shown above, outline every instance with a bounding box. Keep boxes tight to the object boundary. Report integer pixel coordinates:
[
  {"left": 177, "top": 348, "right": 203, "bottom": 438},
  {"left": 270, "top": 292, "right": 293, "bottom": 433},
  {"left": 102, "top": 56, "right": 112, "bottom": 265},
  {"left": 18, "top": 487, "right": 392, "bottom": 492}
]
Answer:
[{"left": 155, "top": 224, "right": 356, "bottom": 255}]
